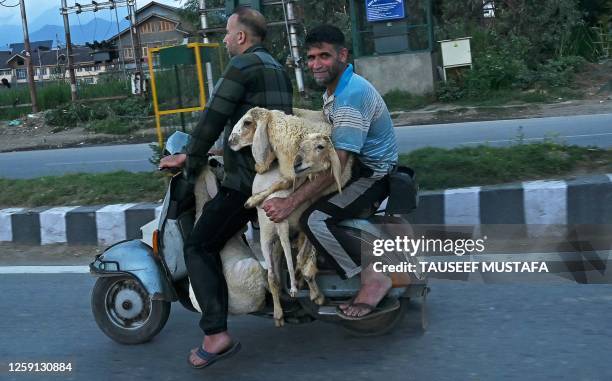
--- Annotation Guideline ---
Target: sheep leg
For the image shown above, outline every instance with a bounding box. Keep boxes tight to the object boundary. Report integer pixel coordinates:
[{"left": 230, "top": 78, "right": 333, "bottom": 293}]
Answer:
[
  {"left": 294, "top": 234, "right": 306, "bottom": 287},
  {"left": 296, "top": 238, "right": 325, "bottom": 305},
  {"left": 278, "top": 222, "right": 298, "bottom": 298},
  {"left": 270, "top": 241, "right": 285, "bottom": 327},
  {"left": 257, "top": 218, "right": 284, "bottom": 327},
  {"left": 276, "top": 151, "right": 296, "bottom": 181},
  {"left": 245, "top": 179, "right": 292, "bottom": 208}
]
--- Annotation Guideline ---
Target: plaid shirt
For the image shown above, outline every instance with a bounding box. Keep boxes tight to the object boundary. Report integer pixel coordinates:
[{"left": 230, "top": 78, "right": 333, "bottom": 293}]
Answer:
[{"left": 185, "top": 44, "right": 293, "bottom": 195}]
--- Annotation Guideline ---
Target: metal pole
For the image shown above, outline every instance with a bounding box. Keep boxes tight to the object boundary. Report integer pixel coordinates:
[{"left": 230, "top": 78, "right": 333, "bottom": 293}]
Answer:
[
  {"left": 285, "top": 1, "right": 304, "bottom": 93},
  {"left": 61, "top": 0, "right": 78, "bottom": 101},
  {"left": 127, "top": 0, "right": 144, "bottom": 94},
  {"left": 199, "top": 0, "right": 215, "bottom": 97},
  {"left": 19, "top": 0, "right": 38, "bottom": 113},
  {"left": 113, "top": 5, "right": 127, "bottom": 77},
  {"left": 36, "top": 48, "right": 42, "bottom": 81},
  {"left": 174, "top": 65, "right": 186, "bottom": 132}
]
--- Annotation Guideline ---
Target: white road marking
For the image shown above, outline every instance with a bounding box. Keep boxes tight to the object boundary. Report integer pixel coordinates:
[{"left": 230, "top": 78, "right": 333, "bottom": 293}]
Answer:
[
  {"left": 44, "top": 159, "right": 148, "bottom": 166},
  {"left": 0, "top": 266, "right": 90, "bottom": 274}
]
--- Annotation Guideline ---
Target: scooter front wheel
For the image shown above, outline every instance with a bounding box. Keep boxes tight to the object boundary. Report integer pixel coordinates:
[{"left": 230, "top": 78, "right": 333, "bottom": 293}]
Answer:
[{"left": 91, "top": 276, "right": 171, "bottom": 345}]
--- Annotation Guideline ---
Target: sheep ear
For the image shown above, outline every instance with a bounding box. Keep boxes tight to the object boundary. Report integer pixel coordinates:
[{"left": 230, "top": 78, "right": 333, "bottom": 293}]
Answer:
[
  {"left": 329, "top": 144, "right": 343, "bottom": 193},
  {"left": 252, "top": 110, "right": 272, "bottom": 166}
]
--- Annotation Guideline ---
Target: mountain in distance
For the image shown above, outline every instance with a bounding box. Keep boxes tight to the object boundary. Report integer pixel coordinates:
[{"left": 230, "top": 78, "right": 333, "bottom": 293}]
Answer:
[
  {"left": 0, "top": 5, "right": 130, "bottom": 51},
  {"left": 30, "top": 18, "right": 130, "bottom": 46}
]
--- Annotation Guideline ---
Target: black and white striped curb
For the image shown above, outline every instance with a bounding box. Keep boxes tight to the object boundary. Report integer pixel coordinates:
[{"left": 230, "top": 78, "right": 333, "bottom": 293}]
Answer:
[{"left": 1, "top": 174, "right": 610, "bottom": 246}]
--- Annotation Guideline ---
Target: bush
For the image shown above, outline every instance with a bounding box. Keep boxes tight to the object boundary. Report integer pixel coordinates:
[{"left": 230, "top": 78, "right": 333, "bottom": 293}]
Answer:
[
  {"left": 383, "top": 90, "right": 433, "bottom": 111},
  {"left": 86, "top": 115, "right": 139, "bottom": 135},
  {"left": 533, "top": 56, "right": 586, "bottom": 88},
  {"left": 44, "top": 96, "right": 151, "bottom": 132}
]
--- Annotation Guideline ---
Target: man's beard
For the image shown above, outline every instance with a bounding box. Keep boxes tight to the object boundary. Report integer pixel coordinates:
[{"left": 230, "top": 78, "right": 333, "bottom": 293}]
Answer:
[{"left": 314, "top": 61, "right": 344, "bottom": 86}]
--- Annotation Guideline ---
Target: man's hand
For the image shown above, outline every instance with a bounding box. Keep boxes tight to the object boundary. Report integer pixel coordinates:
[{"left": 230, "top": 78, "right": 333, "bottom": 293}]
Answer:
[
  {"left": 263, "top": 197, "right": 297, "bottom": 223},
  {"left": 158, "top": 153, "right": 187, "bottom": 170}
]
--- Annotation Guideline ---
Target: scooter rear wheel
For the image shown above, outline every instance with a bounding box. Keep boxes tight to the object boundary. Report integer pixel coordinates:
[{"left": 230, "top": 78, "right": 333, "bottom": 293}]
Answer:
[
  {"left": 91, "top": 276, "right": 171, "bottom": 345},
  {"left": 340, "top": 299, "right": 408, "bottom": 337}
]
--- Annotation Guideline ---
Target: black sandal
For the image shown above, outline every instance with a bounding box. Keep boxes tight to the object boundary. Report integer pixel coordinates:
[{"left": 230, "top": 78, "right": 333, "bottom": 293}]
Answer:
[{"left": 336, "top": 297, "right": 400, "bottom": 321}]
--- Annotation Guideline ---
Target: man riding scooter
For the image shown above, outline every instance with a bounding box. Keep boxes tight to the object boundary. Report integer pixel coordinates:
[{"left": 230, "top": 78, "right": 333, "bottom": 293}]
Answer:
[
  {"left": 262, "top": 25, "right": 401, "bottom": 320},
  {"left": 158, "top": 7, "right": 293, "bottom": 369}
]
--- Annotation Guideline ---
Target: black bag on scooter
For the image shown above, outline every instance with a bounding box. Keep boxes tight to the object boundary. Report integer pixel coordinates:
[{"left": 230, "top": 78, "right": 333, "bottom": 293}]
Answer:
[{"left": 386, "top": 166, "right": 418, "bottom": 215}]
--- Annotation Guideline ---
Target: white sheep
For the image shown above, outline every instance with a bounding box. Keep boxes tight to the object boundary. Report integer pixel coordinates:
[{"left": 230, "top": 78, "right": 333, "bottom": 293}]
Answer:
[
  {"left": 188, "top": 165, "right": 267, "bottom": 315},
  {"left": 251, "top": 132, "right": 353, "bottom": 327},
  {"left": 228, "top": 107, "right": 331, "bottom": 208}
]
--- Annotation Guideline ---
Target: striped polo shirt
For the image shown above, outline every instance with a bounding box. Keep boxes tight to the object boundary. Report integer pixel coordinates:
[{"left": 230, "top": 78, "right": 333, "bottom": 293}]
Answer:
[{"left": 322, "top": 64, "right": 398, "bottom": 176}]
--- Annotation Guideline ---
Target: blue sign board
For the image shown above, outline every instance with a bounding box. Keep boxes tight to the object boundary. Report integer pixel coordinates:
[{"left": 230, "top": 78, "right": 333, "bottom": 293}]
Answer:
[{"left": 366, "top": 0, "right": 405, "bottom": 22}]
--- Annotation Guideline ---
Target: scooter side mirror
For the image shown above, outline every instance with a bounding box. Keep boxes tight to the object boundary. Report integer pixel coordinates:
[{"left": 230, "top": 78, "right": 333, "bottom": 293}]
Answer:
[{"left": 164, "top": 131, "right": 191, "bottom": 155}]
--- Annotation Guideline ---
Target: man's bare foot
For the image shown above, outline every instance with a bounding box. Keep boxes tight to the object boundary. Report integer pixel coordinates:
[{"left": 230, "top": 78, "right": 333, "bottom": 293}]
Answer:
[
  {"left": 339, "top": 265, "right": 392, "bottom": 317},
  {"left": 189, "top": 332, "right": 233, "bottom": 367}
]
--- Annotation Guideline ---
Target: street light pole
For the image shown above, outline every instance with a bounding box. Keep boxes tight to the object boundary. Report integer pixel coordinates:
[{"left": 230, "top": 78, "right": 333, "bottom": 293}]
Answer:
[
  {"left": 19, "top": 0, "right": 38, "bottom": 113},
  {"left": 61, "top": 0, "right": 78, "bottom": 101}
]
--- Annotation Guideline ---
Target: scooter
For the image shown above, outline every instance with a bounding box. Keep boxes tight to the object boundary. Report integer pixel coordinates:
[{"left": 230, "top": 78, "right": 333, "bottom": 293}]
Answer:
[{"left": 89, "top": 132, "right": 428, "bottom": 344}]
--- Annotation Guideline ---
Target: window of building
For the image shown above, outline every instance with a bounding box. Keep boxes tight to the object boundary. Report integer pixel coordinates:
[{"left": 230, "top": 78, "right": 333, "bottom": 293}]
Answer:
[
  {"left": 141, "top": 21, "right": 157, "bottom": 34},
  {"left": 16, "top": 68, "right": 26, "bottom": 79},
  {"left": 124, "top": 48, "right": 134, "bottom": 59},
  {"left": 160, "top": 21, "right": 174, "bottom": 32},
  {"left": 142, "top": 47, "right": 148, "bottom": 57},
  {"left": 82, "top": 77, "right": 94, "bottom": 84},
  {"left": 94, "top": 64, "right": 101, "bottom": 71},
  {"left": 84, "top": 65, "right": 93, "bottom": 72}
]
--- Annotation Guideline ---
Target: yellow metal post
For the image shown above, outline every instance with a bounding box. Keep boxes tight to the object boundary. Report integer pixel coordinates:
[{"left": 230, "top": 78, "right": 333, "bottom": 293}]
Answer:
[
  {"left": 147, "top": 47, "right": 164, "bottom": 149},
  {"left": 147, "top": 42, "right": 220, "bottom": 150},
  {"left": 190, "top": 42, "right": 207, "bottom": 109}
]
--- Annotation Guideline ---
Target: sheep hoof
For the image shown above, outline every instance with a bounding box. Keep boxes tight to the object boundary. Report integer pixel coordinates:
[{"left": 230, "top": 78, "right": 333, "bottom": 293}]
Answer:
[
  {"left": 244, "top": 197, "right": 260, "bottom": 209},
  {"left": 255, "top": 163, "right": 268, "bottom": 174},
  {"left": 312, "top": 293, "right": 325, "bottom": 306},
  {"left": 274, "top": 317, "right": 285, "bottom": 327},
  {"left": 289, "top": 287, "right": 298, "bottom": 298}
]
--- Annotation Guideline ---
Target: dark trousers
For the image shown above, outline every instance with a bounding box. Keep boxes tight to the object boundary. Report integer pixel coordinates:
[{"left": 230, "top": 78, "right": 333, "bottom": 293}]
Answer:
[
  {"left": 184, "top": 186, "right": 256, "bottom": 335},
  {"left": 299, "top": 164, "right": 389, "bottom": 279}
]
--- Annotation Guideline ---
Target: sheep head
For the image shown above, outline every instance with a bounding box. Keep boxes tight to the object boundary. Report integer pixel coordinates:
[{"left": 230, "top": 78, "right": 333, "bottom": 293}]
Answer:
[
  {"left": 293, "top": 133, "right": 343, "bottom": 193},
  {"left": 228, "top": 107, "right": 271, "bottom": 152}
]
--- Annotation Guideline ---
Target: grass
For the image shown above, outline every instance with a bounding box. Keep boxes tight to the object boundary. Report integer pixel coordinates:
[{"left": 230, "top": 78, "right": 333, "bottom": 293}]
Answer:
[
  {"left": 383, "top": 90, "right": 435, "bottom": 112},
  {"left": 451, "top": 87, "right": 585, "bottom": 108},
  {"left": 1, "top": 143, "right": 610, "bottom": 208},
  {"left": 0, "top": 80, "right": 131, "bottom": 120},
  {"left": 399, "top": 143, "right": 611, "bottom": 190},
  {"left": 0, "top": 171, "right": 167, "bottom": 208}
]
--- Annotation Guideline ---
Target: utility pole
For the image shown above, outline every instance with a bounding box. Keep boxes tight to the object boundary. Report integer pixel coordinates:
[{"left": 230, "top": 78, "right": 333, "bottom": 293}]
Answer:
[
  {"left": 19, "top": 0, "right": 38, "bottom": 113},
  {"left": 284, "top": 1, "right": 304, "bottom": 94},
  {"left": 199, "top": 0, "right": 215, "bottom": 97},
  {"left": 127, "top": 0, "right": 144, "bottom": 95},
  {"left": 60, "top": 0, "right": 78, "bottom": 101}
]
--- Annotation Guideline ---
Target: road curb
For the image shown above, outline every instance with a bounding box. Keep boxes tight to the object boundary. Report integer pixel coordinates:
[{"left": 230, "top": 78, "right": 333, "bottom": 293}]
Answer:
[{"left": 1, "top": 174, "right": 611, "bottom": 246}]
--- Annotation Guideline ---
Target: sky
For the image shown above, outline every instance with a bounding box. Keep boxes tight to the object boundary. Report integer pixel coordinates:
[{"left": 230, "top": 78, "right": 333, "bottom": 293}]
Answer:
[{"left": 0, "top": 0, "right": 183, "bottom": 26}]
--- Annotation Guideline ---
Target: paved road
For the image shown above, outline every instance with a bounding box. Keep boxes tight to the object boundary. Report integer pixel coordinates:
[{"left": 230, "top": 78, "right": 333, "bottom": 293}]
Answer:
[
  {"left": 1, "top": 271, "right": 611, "bottom": 381},
  {"left": 1, "top": 113, "right": 611, "bottom": 179},
  {"left": 395, "top": 112, "right": 612, "bottom": 152},
  {"left": 0, "top": 143, "right": 154, "bottom": 179}
]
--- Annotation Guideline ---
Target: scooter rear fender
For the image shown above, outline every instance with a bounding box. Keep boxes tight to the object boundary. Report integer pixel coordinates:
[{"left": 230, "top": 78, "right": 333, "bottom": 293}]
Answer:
[{"left": 89, "top": 240, "right": 176, "bottom": 302}]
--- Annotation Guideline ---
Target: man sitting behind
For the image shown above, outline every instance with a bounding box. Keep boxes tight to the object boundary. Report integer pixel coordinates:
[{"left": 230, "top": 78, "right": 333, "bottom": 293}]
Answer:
[{"left": 262, "top": 25, "right": 399, "bottom": 319}]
